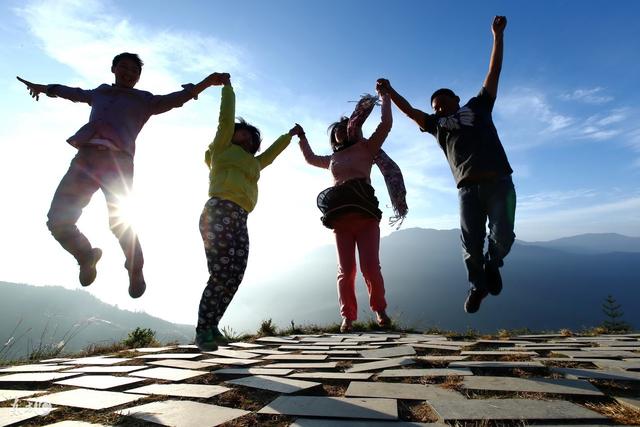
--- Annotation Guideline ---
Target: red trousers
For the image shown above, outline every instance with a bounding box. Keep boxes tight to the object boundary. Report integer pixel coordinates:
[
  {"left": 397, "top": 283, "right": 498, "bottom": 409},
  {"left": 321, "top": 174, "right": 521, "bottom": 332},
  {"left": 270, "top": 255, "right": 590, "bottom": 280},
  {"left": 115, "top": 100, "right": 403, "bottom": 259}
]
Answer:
[{"left": 333, "top": 212, "right": 387, "bottom": 321}]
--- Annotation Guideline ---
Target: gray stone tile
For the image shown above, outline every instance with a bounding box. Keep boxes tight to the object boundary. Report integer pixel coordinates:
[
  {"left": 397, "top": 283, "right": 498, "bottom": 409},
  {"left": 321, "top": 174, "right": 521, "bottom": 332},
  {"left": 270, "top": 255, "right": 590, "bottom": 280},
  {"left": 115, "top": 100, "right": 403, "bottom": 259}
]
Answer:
[
  {"left": 264, "top": 362, "right": 338, "bottom": 369},
  {"left": 62, "top": 357, "right": 132, "bottom": 365},
  {"left": 429, "top": 398, "right": 607, "bottom": 422},
  {"left": 125, "top": 383, "right": 230, "bottom": 398},
  {"left": 345, "top": 381, "right": 465, "bottom": 401},
  {"left": 39, "top": 358, "right": 74, "bottom": 363},
  {"left": 0, "top": 407, "right": 55, "bottom": 427},
  {"left": 130, "top": 346, "right": 175, "bottom": 352},
  {"left": 258, "top": 396, "right": 397, "bottom": 420},
  {"left": 147, "top": 359, "right": 217, "bottom": 370},
  {"left": 134, "top": 353, "right": 202, "bottom": 360},
  {"left": 552, "top": 350, "right": 638, "bottom": 359},
  {"left": 130, "top": 367, "right": 208, "bottom": 381},
  {"left": 0, "top": 389, "right": 47, "bottom": 402},
  {"left": 206, "top": 348, "right": 259, "bottom": 359},
  {"left": 415, "top": 356, "right": 468, "bottom": 362},
  {"left": 462, "top": 375, "right": 604, "bottom": 396},
  {"left": 0, "top": 372, "right": 79, "bottom": 383},
  {"left": 460, "top": 350, "right": 538, "bottom": 356},
  {"left": 280, "top": 345, "right": 331, "bottom": 351},
  {"left": 330, "top": 345, "right": 382, "bottom": 350},
  {"left": 300, "top": 337, "right": 345, "bottom": 344},
  {"left": 593, "top": 359, "right": 640, "bottom": 371},
  {"left": 359, "top": 345, "right": 416, "bottom": 359},
  {"left": 28, "top": 388, "right": 145, "bottom": 410},
  {"left": 552, "top": 367, "right": 640, "bottom": 381},
  {"left": 228, "top": 342, "right": 264, "bottom": 349},
  {"left": 474, "top": 339, "right": 534, "bottom": 345},
  {"left": 117, "top": 400, "right": 249, "bottom": 426},
  {"left": 346, "top": 357, "right": 414, "bottom": 373},
  {"left": 409, "top": 344, "right": 463, "bottom": 352},
  {"left": 0, "top": 364, "right": 67, "bottom": 373},
  {"left": 199, "top": 358, "right": 262, "bottom": 366},
  {"left": 55, "top": 374, "right": 146, "bottom": 390},
  {"left": 212, "top": 368, "right": 293, "bottom": 376},
  {"left": 448, "top": 361, "right": 545, "bottom": 369},
  {"left": 226, "top": 375, "right": 321, "bottom": 394},
  {"left": 264, "top": 354, "right": 328, "bottom": 361},
  {"left": 615, "top": 396, "right": 640, "bottom": 411},
  {"left": 302, "top": 350, "right": 359, "bottom": 356},
  {"left": 288, "top": 372, "right": 372, "bottom": 380},
  {"left": 290, "top": 419, "right": 440, "bottom": 427},
  {"left": 256, "top": 337, "right": 299, "bottom": 344},
  {"left": 377, "top": 368, "right": 473, "bottom": 378},
  {"left": 63, "top": 365, "right": 147, "bottom": 374},
  {"left": 42, "top": 422, "right": 107, "bottom": 426},
  {"left": 249, "top": 349, "right": 294, "bottom": 356}
]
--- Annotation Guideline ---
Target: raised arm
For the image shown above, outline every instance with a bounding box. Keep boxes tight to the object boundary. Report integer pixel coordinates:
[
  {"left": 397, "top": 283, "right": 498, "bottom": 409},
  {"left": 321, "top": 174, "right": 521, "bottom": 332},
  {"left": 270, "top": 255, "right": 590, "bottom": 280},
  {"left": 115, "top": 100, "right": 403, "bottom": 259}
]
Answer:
[
  {"left": 150, "top": 72, "right": 230, "bottom": 115},
  {"left": 296, "top": 125, "right": 331, "bottom": 169},
  {"left": 366, "top": 86, "right": 392, "bottom": 154},
  {"left": 483, "top": 15, "right": 507, "bottom": 99},
  {"left": 257, "top": 124, "right": 303, "bottom": 170},
  {"left": 204, "top": 75, "right": 235, "bottom": 167},
  {"left": 377, "top": 78, "right": 428, "bottom": 129},
  {"left": 16, "top": 76, "right": 92, "bottom": 104}
]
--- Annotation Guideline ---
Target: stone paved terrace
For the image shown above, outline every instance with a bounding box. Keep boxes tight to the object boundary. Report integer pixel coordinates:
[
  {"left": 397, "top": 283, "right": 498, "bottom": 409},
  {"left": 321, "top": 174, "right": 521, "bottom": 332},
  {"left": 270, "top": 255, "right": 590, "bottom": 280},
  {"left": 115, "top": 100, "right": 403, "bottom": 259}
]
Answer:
[{"left": 1, "top": 332, "right": 639, "bottom": 426}]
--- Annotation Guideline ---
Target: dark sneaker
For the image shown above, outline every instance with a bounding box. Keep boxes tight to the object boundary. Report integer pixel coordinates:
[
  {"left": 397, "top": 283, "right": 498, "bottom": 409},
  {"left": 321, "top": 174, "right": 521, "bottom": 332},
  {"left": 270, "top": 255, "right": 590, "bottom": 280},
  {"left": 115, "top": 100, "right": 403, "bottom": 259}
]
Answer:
[
  {"left": 340, "top": 318, "right": 353, "bottom": 333},
  {"left": 375, "top": 311, "right": 392, "bottom": 329},
  {"left": 128, "top": 269, "right": 146, "bottom": 299},
  {"left": 464, "top": 286, "right": 489, "bottom": 313},
  {"left": 79, "top": 248, "right": 102, "bottom": 287},
  {"left": 195, "top": 327, "right": 228, "bottom": 351},
  {"left": 485, "top": 261, "right": 503, "bottom": 296}
]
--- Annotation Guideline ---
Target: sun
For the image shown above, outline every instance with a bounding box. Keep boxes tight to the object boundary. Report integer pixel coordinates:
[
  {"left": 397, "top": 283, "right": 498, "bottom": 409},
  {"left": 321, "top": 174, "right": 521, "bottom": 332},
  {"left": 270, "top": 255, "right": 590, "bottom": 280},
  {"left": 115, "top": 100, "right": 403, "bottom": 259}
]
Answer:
[{"left": 108, "top": 191, "right": 143, "bottom": 231}]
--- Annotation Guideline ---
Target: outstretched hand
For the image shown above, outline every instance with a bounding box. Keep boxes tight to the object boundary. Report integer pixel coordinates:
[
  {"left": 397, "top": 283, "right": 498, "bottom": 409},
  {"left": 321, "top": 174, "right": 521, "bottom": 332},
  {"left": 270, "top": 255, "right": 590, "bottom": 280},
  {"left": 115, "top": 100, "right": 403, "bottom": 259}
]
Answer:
[
  {"left": 16, "top": 76, "right": 46, "bottom": 101},
  {"left": 376, "top": 78, "right": 391, "bottom": 96},
  {"left": 206, "top": 72, "right": 231, "bottom": 86},
  {"left": 289, "top": 123, "right": 305, "bottom": 138},
  {"left": 492, "top": 15, "right": 507, "bottom": 36}
]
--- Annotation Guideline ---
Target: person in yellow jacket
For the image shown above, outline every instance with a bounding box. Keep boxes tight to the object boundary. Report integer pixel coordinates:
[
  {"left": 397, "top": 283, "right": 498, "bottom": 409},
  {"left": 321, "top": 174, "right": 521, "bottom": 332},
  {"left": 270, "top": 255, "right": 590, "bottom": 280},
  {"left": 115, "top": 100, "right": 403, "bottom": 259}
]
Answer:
[{"left": 196, "top": 73, "right": 304, "bottom": 350}]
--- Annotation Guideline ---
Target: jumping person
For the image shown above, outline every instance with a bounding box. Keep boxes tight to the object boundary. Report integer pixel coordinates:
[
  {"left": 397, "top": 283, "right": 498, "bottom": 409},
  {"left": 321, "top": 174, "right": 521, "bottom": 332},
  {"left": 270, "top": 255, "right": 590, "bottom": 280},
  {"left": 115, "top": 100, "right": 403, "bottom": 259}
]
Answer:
[
  {"left": 17, "top": 52, "right": 223, "bottom": 298},
  {"left": 377, "top": 16, "right": 515, "bottom": 313}
]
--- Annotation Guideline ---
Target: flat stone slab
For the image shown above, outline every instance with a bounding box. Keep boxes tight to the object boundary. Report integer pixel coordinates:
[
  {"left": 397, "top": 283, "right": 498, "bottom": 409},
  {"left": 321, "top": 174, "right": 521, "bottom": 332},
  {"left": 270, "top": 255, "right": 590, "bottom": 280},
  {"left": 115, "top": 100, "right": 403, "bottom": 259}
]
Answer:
[
  {"left": 147, "top": 359, "right": 217, "bottom": 370},
  {"left": 226, "top": 375, "right": 321, "bottom": 394},
  {"left": 429, "top": 398, "right": 607, "bottom": 422},
  {"left": 378, "top": 368, "right": 473, "bottom": 378},
  {"left": 264, "top": 362, "right": 338, "bottom": 369},
  {"left": 0, "top": 389, "right": 46, "bottom": 402},
  {"left": 302, "top": 350, "right": 359, "bottom": 356},
  {"left": 125, "top": 383, "right": 230, "bottom": 398},
  {"left": 63, "top": 357, "right": 132, "bottom": 365},
  {"left": 199, "top": 358, "right": 262, "bottom": 366},
  {"left": 552, "top": 350, "right": 638, "bottom": 359},
  {"left": 0, "top": 407, "right": 55, "bottom": 426},
  {"left": 28, "top": 388, "right": 145, "bottom": 410},
  {"left": 258, "top": 396, "right": 397, "bottom": 420},
  {"left": 280, "top": 345, "right": 331, "bottom": 351},
  {"left": 255, "top": 336, "right": 299, "bottom": 344},
  {"left": 264, "top": 354, "right": 328, "bottom": 361},
  {"left": 415, "top": 356, "right": 468, "bottom": 362},
  {"left": 0, "top": 364, "right": 68, "bottom": 373},
  {"left": 206, "top": 348, "right": 259, "bottom": 359},
  {"left": 461, "top": 375, "right": 604, "bottom": 396},
  {"left": 63, "top": 365, "right": 147, "bottom": 374},
  {"left": 346, "top": 357, "right": 414, "bottom": 373},
  {"left": 592, "top": 359, "right": 640, "bottom": 371},
  {"left": 134, "top": 353, "right": 202, "bottom": 360},
  {"left": 248, "top": 349, "right": 293, "bottom": 355},
  {"left": 449, "top": 361, "right": 545, "bottom": 369},
  {"left": 130, "top": 367, "right": 208, "bottom": 381},
  {"left": 409, "top": 344, "right": 462, "bottom": 352},
  {"left": 212, "top": 368, "right": 293, "bottom": 376},
  {"left": 288, "top": 372, "right": 372, "bottom": 380},
  {"left": 117, "top": 400, "right": 249, "bottom": 426},
  {"left": 460, "top": 350, "right": 538, "bottom": 356},
  {"left": 42, "top": 422, "right": 107, "bottom": 426},
  {"left": 615, "top": 396, "right": 640, "bottom": 411},
  {"left": 228, "top": 342, "right": 264, "bottom": 349},
  {"left": 552, "top": 367, "right": 640, "bottom": 381},
  {"left": 345, "top": 381, "right": 465, "bottom": 401},
  {"left": 291, "top": 419, "right": 440, "bottom": 427},
  {"left": 359, "top": 345, "right": 416, "bottom": 359},
  {"left": 55, "top": 374, "right": 145, "bottom": 390},
  {"left": 129, "top": 346, "right": 175, "bottom": 353},
  {"left": 0, "top": 372, "right": 78, "bottom": 383}
]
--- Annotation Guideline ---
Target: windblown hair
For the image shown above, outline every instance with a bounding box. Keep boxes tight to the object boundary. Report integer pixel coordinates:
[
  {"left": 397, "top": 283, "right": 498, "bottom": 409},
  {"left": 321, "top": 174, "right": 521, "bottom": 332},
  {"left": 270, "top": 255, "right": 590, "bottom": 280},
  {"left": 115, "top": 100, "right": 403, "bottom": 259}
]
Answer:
[
  {"left": 235, "top": 118, "right": 262, "bottom": 154},
  {"left": 112, "top": 52, "right": 144, "bottom": 72},
  {"left": 430, "top": 88, "right": 458, "bottom": 104},
  {"left": 327, "top": 116, "right": 349, "bottom": 151}
]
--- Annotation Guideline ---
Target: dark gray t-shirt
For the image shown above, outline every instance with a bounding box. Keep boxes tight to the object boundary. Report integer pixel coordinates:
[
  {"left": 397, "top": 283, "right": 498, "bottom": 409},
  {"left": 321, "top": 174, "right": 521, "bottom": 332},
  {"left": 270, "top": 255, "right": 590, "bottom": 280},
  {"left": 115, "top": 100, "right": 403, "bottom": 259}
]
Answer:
[{"left": 421, "top": 87, "right": 513, "bottom": 187}]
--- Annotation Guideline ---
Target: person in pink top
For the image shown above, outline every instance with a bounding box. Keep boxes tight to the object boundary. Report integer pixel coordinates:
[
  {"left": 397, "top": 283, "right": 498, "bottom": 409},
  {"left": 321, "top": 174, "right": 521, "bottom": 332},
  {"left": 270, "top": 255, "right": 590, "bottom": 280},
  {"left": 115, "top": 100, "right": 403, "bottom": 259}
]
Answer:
[{"left": 297, "top": 81, "right": 399, "bottom": 333}]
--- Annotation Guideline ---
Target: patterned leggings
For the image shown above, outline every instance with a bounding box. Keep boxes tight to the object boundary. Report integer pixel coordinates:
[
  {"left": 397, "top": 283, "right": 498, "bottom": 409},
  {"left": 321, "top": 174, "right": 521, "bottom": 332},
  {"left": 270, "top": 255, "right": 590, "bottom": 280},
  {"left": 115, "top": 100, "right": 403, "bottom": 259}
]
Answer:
[{"left": 197, "top": 197, "right": 249, "bottom": 333}]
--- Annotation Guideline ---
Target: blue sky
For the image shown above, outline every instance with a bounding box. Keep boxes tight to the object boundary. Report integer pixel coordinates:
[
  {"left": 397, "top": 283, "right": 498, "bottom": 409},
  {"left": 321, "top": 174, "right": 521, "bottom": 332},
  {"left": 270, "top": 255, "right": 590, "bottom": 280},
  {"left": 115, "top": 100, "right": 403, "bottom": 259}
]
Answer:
[{"left": 0, "top": 0, "right": 638, "bottom": 327}]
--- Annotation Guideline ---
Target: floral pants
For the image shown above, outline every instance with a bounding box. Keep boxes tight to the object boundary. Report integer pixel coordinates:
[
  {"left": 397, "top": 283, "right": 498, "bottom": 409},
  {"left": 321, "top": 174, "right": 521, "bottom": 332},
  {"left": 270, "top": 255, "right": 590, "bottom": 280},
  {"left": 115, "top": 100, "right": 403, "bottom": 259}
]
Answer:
[{"left": 197, "top": 197, "right": 249, "bottom": 333}]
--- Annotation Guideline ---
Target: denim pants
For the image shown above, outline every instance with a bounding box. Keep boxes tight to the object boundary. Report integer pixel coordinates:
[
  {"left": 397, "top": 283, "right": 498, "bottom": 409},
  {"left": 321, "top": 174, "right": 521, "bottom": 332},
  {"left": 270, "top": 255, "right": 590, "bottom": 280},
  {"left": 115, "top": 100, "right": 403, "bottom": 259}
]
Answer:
[
  {"left": 458, "top": 175, "right": 516, "bottom": 290},
  {"left": 47, "top": 146, "right": 144, "bottom": 271}
]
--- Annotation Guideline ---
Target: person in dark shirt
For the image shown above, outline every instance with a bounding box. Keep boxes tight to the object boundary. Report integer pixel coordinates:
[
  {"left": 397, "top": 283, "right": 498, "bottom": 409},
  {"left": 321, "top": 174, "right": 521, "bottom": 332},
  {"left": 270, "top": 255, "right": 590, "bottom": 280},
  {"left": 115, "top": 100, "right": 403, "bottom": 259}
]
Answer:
[{"left": 377, "top": 16, "right": 515, "bottom": 313}]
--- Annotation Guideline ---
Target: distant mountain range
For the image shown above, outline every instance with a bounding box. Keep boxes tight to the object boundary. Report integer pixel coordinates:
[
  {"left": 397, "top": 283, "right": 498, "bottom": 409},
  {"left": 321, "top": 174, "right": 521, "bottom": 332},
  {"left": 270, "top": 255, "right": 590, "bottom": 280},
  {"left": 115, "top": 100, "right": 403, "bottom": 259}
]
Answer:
[
  {"left": 226, "top": 229, "right": 640, "bottom": 333},
  {"left": 0, "top": 282, "right": 194, "bottom": 360}
]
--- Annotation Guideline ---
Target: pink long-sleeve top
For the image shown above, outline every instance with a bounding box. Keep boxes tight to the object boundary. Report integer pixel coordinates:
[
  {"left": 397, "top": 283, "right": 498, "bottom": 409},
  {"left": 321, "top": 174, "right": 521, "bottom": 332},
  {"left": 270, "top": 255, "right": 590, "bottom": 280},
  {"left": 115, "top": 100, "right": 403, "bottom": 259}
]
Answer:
[{"left": 298, "top": 96, "right": 392, "bottom": 185}]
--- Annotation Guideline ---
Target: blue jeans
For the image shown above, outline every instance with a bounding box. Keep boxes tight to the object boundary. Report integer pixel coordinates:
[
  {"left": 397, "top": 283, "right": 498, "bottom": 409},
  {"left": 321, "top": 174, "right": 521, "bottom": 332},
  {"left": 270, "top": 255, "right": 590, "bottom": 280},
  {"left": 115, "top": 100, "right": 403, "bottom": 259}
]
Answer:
[{"left": 458, "top": 176, "right": 516, "bottom": 290}]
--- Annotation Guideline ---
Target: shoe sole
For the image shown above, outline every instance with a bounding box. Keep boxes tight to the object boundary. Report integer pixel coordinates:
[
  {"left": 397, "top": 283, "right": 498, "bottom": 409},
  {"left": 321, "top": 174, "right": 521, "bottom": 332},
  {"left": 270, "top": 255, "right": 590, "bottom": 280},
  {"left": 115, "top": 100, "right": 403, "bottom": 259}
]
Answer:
[{"left": 79, "top": 248, "right": 103, "bottom": 287}]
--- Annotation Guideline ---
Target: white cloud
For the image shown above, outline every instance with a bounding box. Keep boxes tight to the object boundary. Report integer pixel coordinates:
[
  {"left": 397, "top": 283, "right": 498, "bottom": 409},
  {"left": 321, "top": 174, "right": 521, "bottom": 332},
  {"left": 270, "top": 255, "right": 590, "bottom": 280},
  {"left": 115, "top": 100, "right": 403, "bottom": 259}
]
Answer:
[{"left": 560, "top": 87, "right": 613, "bottom": 104}]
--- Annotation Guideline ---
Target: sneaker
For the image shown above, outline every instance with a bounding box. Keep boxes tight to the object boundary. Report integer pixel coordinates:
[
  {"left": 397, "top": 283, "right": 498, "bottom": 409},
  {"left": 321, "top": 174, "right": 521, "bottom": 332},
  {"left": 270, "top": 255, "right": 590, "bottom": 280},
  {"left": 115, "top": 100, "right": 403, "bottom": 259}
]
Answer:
[
  {"left": 485, "top": 261, "right": 503, "bottom": 296},
  {"left": 128, "top": 269, "right": 146, "bottom": 299},
  {"left": 375, "top": 311, "right": 392, "bottom": 329},
  {"left": 340, "top": 318, "right": 353, "bottom": 333},
  {"left": 79, "top": 248, "right": 102, "bottom": 287},
  {"left": 195, "top": 327, "right": 228, "bottom": 351},
  {"left": 464, "top": 286, "right": 488, "bottom": 314}
]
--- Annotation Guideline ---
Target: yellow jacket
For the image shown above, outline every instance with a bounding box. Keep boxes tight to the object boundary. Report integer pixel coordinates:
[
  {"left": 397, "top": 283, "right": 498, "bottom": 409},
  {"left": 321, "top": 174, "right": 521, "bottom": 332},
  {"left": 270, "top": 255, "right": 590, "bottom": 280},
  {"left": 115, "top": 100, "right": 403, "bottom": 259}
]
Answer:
[{"left": 205, "top": 85, "right": 292, "bottom": 212}]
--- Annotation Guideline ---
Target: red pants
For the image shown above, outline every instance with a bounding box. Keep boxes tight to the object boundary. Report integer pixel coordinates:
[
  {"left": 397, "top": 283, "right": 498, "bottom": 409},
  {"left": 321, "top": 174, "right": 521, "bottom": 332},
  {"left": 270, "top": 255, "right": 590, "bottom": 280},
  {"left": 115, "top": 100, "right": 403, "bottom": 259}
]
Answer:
[{"left": 333, "top": 212, "right": 387, "bottom": 321}]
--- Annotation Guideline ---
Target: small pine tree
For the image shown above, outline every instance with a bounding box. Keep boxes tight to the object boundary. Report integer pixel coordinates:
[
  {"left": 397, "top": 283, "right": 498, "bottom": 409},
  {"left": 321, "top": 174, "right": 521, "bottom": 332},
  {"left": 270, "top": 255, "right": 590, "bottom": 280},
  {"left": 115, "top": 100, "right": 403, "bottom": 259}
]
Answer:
[
  {"left": 601, "top": 295, "right": 631, "bottom": 333},
  {"left": 123, "top": 327, "right": 157, "bottom": 348}
]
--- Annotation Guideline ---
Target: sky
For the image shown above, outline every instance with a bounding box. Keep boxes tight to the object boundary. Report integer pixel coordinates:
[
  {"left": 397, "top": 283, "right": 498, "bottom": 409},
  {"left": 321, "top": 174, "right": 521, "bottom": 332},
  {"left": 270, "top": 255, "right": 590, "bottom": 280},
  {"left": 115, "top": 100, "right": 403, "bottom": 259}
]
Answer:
[{"left": 0, "top": 0, "right": 639, "bottom": 330}]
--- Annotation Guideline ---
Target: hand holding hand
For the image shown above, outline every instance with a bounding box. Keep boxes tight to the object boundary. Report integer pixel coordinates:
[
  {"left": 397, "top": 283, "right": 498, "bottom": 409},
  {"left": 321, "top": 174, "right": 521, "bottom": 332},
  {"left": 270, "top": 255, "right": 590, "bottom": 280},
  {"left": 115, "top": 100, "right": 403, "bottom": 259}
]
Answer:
[
  {"left": 376, "top": 78, "right": 391, "bottom": 96},
  {"left": 289, "top": 123, "right": 305, "bottom": 138},
  {"left": 206, "top": 72, "right": 231, "bottom": 86},
  {"left": 16, "top": 76, "right": 46, "bottom": 101},
  {"left": 492, "top": 15, "right": 507, "bottom": 36}
]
